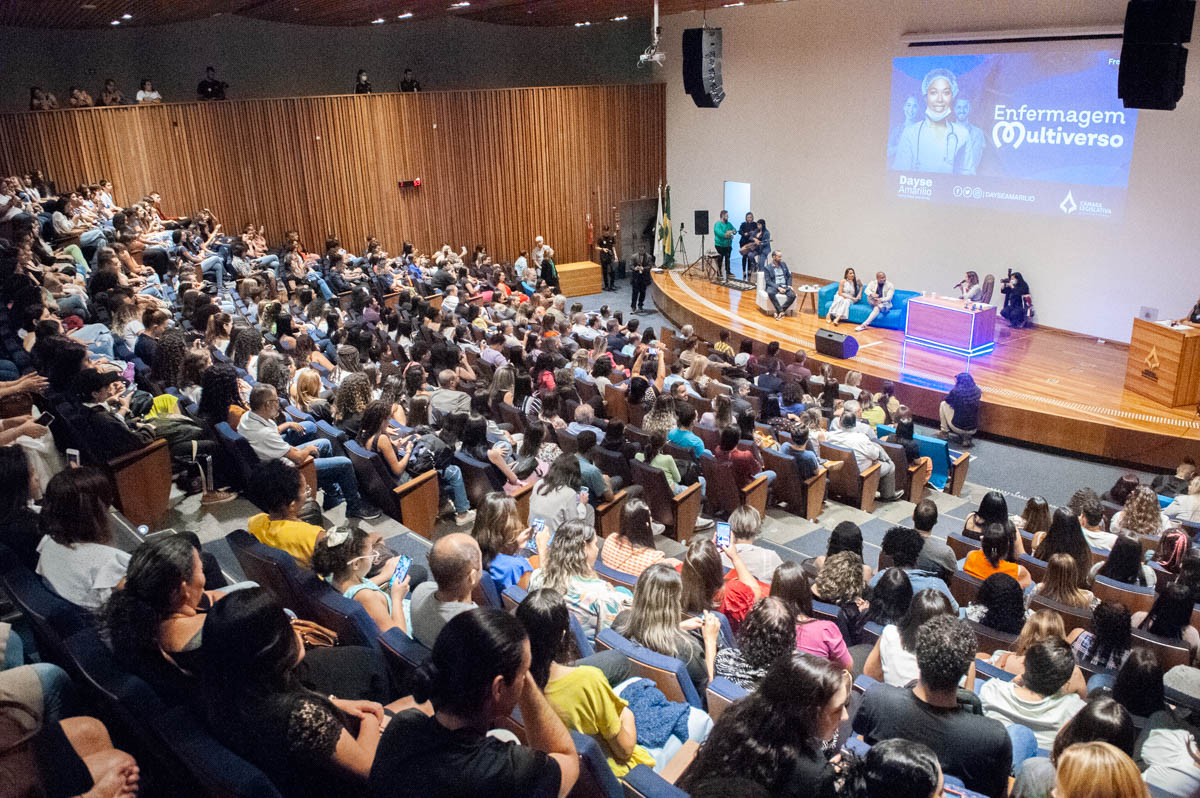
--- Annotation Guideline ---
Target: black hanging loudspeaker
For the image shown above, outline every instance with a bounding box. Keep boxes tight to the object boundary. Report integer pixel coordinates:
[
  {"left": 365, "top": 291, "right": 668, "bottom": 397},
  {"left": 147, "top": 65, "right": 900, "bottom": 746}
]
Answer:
[
  {"left": 683, "top": 28, "right": 725, "bottom": 108},
  {"left": 1118, "top": 0, "right": 1195, "bottom": 110}
]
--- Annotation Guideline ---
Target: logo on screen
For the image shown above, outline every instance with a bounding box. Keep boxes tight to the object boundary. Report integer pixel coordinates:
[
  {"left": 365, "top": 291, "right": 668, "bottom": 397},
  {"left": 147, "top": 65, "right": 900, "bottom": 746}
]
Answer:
[{"left": 1059, "top": 191, "right": 1077, "bottom": 215}]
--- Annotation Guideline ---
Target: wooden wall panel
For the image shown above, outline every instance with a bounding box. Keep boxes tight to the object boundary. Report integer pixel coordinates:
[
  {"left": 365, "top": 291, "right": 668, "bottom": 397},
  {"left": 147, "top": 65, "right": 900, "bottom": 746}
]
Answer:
[{"left": 0, "top": 85, "right": 666, "bottom": 265}]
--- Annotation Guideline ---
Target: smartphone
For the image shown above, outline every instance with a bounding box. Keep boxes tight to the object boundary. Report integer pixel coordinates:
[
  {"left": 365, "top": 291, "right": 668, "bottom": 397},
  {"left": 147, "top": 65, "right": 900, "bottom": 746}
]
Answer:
[
  {"left": 35, "top": 413, "right": 55, "bottom": 426},
  {"left": 66, "top": 448, "right": 81, "bottom": 467},
  {"left": 525, "top": 518, "right": 549, "bottom": 553},
  {"left": 389, "top": 554, "right": 412, "bottom": 587},
  {"left": 647, "top": 347, "right": 658, "bottom": 356},
  {"left": 579, "top": 487, "right": 589, "bottom": 504},
  {"left": 715, "top": 521, "right": 731, "bottom": 549}
]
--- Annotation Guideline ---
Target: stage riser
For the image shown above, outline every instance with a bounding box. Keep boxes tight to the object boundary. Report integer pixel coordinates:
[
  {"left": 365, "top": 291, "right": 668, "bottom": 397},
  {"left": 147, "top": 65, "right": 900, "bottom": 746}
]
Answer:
[{"left": 651, "top": 275, "right": 1200, "bottom": 471}]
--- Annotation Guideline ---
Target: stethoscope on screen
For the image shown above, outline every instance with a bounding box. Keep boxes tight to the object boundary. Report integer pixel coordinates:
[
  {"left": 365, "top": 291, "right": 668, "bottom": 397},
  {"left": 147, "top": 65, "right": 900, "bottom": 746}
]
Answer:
[{"left": 914, "top": 119, "right": 960, "bottom": 167}]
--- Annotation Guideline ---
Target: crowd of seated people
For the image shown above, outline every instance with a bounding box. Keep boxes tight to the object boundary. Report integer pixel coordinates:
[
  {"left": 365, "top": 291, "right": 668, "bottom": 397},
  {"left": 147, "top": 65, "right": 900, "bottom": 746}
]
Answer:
[{"left": 4, "top": 176, "right": 1200, "bottom": 797}]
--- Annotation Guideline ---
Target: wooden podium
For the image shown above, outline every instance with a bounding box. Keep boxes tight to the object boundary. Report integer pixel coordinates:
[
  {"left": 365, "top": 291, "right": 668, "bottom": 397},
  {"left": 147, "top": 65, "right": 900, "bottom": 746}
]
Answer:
[{"left": 1124, "top": 318, "right": 1200, "bottom": 408}]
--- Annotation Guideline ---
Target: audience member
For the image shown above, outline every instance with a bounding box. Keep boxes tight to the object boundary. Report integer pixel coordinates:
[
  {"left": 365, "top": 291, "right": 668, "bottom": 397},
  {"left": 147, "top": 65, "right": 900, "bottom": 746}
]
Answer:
[
  {"left": 964, "top": 522, "right": 1032, "bottom": 588},
  {"left": 680, "top": 535, "right": 764, "bottom": 630},
  {"left": 1051, "top": 741, "right": 1149, "bottom": 798},
  {"left": 680, "top": 653, "right": 850, "bottom": 795},
  {"left": 369, "top": 608, "right": 579, "bottom": 797},
  {"left": 863, "top": 588, "right": 955, "bottom": 687},
  {"left": 979, "top": 636, "right": 1085, "bottom": 750},
  {"left": 1011, "top": 697, "right": 1137, "bottom": 798},
  {"left": 769, "top": 561, "right": 852, "bottom": 667},
  {"left": 35, "top": 466, "right": 129, "bottom": 609},
  {"left": 869, "top": 525, "right": 957, "bottom": 608},
  {"left": 312, "top": 525, "right": 411, "bottom": 634},
  {"left": 1033, "top": 507, "right": 1094, "bottom": 588},
  {"left": 965, "top": 573, "right": 1030, "bottom": 634},
  {"left": 839, "top": 739, "right": 944, "bottom": 798},
  {"left": 855, "top": 614, "right": 1011, "bottom": 797},
  {"left": 717, "top": 505, "right": 782, "bottom": 583},
  {"left": 598, "top": 497, "right": 673, "bottom": 576},
  {"left": 912, "top": 499, "right": 956, "bottom": 580},
  {"left": 247, "top": 459, "right": 324, "bottom": 568},
  {"left": 529, "top": 519, "right": 631, "bottom": 642}
]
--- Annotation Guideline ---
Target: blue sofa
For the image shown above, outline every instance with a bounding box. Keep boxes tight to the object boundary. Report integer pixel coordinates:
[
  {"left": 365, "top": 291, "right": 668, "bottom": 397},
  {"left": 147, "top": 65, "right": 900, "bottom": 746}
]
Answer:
[{"left": 817, "top": 282, "right": 920, "bottom": 330}]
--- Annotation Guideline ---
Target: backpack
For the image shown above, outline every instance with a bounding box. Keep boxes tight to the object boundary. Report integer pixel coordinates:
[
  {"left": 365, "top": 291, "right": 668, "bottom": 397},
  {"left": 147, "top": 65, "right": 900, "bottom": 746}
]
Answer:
[{"left": 406, "top": 434, "right": 453, "bottom": 476}]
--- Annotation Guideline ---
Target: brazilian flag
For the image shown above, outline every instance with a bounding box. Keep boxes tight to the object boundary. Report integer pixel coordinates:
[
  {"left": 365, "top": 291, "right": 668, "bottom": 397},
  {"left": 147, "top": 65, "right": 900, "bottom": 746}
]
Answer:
[{"left": 657, "top": 184, "right": 674, "bottom": 268}]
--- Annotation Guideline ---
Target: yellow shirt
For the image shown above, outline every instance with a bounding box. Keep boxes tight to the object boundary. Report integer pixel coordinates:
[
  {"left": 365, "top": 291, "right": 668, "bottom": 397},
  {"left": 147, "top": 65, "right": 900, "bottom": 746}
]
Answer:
[
  {"left": 247, "top": 513, "right": 322, "bottom": 569},
  {"left": 713, "top": 340, "right": 735, "bottom": 358},
  {"left": 544, "top": 665, "right": 656, "bottom": 777},
  {"left": 861, "top": 406, "right": 887, "bottom": 429}
]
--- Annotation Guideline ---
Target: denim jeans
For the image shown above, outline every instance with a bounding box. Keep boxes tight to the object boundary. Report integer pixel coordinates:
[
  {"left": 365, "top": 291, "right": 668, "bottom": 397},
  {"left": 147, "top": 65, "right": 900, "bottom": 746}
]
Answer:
[
  {"left": 306, "top": 273, "right": 335, "bottom": 301},
  {"left": 310, "top": 438, "right": 364, "bottom": 514},
  {"left": 56, "top": 294, "right": 89, "bottom": 319},
  {"left": 754, "top": 469, "right": 776, "bottom": 486},
  {"left": 202, "top": 255, "right": 226, "bottom": 292},
  {"left": 33, "top": 663, "right": 76, "bottom": 723},
  {"left": 254, "top": 254, "right": 281, "bottom": 272},
  {"left": 440, "top": 464, "right": 470, "bottom": 513},
  {"left": 282, "top": 420, "right": 319, "bottom": 446},
  {"left": 0, "top": 360, "right": 20, "bottom": 381},
  {"left": 673, "top": 475, "right": 707, "bottom": 498}
]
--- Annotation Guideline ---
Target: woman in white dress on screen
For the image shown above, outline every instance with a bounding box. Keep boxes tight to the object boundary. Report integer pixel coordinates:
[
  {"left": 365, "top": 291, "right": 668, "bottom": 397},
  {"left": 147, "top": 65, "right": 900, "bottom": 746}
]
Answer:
[{"left": 827, "top": 267, "right": 862, "bottom": 327}]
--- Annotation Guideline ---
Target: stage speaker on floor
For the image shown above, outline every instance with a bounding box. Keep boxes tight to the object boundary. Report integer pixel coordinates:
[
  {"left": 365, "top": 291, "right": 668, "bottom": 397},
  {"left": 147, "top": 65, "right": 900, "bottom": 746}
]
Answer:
[
  {"left": 815, "top": 329, "right": 859, "bottom": 360},
  {"left": 694, "top": 210, "right": 709, "bottom": 235},
  {"left": 1118, "top": 0, "right": 1195, "bottom": 110},
  {"left": 683, "top": 28, "right": 725, "bottom": 108}
]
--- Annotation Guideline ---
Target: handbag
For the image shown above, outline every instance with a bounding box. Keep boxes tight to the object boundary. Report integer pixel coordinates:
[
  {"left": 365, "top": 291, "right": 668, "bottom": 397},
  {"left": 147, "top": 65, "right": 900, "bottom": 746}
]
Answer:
[
  {"left": 291, "top": 619, "right": 339, "bottom": 649},
  {"left": 174, "top": 440, "right": 212, "bottom": 495}
]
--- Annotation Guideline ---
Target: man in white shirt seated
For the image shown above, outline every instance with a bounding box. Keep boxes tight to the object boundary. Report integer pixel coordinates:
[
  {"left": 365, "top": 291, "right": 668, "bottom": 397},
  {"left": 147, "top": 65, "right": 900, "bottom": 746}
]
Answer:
[
  {"left": 840, "top": 399, "right": 878, "bottom": 439},
  {"left": 1079, "top": 498, "right": 1117, "bottom": 551},
  {"left": 979, "top": 636, "right": 1086, "bottom": 750},
  {"left": 238, "top": 384, "right": 380, "bottom": 520},
  {"left": 718, "top": 505, "right": 782, "bottom": 583},
  {"left": 856, "top": 270, "right": 895, "bottom": 332},
  {"left": 827, "top": 411, "right": 900, "bottom": 500},
  {"left": 570, "top": 312, "right": 600, "bottom": 342},
  {"left": 409, "top": 533, "right": 481, "bottom": 648},
  {"left": 566, "top": 404, "right": 605, "bottom": 443},
  {"left": 440, "top": 284, "right": 460, "bottom": 315}
]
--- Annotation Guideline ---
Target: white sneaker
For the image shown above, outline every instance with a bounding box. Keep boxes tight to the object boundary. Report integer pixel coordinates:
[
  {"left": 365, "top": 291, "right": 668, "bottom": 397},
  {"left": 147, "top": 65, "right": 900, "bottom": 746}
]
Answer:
[
  {"left": 855, "top": 325, "right": 867, "bottom": 332},
  {"left": 455, "top": 510, "right": 476, "bottom": 526},
  {"left": 695, "top": 516, "right": 716, "bottom": 530}
]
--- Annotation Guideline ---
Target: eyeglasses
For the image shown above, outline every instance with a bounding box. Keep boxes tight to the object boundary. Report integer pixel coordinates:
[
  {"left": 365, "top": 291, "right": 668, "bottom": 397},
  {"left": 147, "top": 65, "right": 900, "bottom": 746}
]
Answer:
[{"left": 348, "top": 549, "right": 381, "bottom": 567}]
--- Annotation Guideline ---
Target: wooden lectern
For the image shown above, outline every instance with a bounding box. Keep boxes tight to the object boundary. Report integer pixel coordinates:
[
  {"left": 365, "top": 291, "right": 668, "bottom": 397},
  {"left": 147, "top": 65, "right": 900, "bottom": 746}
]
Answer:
[{"left": 1124, "top": 318, "right": 1200, "bottom": 408}]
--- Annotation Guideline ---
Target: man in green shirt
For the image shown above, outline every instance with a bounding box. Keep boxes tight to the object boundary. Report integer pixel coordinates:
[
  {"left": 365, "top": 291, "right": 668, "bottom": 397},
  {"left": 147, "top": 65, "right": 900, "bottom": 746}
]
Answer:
[{"left": 713, "top": 210, "right": 736, "bottom": 280}]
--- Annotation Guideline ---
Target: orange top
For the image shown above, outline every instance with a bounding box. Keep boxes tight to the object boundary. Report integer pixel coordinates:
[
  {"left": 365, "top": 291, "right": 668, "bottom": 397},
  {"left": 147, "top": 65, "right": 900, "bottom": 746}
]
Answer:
[{"left": 963, "top": 549, "right": 1019, "bottom": 581}]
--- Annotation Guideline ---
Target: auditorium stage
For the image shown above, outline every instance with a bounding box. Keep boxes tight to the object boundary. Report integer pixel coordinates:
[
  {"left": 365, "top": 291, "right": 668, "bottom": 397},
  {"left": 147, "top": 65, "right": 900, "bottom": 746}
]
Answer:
[{"left": 651, "top": 270, "right": 1200, "bottom": 471}]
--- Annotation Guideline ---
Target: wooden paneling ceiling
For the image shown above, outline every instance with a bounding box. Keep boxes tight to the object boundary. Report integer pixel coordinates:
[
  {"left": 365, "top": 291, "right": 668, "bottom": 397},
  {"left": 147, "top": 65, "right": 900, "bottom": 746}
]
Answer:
[{"left": 0, "top": 0, "right": 781, "bottom": 29}]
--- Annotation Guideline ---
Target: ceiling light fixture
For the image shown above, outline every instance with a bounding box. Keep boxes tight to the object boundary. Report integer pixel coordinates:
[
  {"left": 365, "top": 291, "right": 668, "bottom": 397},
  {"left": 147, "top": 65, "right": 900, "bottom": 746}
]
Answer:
[
  {"left": 371, "top": 17, "right": 385, "bottom": 23},
  {"left": 722, "top": 1, "right": 745, "bottom": 6},
  {"left": 449, "top": 1, "right": 470, "bottom": 7},
  {"left": 110, "top": 19, "right": 120, "bottom": 25},
  {"left": 574, "top": 21, "right": 591, "bottom": 27},
  {"left": 397, "top": 11, "right": 413, "bottom": 18},
  {"left": 121, "top": 13, "right": 132, "bottom": 19},
  {"left": 611, "top": 15, "right": 629, "bottom": 21}
]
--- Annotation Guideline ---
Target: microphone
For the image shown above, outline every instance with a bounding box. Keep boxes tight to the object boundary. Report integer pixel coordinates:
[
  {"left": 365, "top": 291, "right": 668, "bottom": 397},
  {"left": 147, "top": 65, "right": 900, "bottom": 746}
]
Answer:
[{"left": 955, "top": 280, "right": 967, "bottom": 288}]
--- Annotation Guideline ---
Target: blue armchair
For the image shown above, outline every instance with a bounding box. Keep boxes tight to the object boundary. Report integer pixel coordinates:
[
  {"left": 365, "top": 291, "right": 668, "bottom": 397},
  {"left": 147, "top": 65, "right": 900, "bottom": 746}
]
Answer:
[{"left": 817, "top": 282, "right": 920, "bottom": 330}]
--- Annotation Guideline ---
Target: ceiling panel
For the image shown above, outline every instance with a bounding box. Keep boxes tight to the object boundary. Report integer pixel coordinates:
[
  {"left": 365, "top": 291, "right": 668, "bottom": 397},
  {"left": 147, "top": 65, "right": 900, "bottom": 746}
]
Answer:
[{"left": 0, "top": 0, "right": 776, "bottom": 29}]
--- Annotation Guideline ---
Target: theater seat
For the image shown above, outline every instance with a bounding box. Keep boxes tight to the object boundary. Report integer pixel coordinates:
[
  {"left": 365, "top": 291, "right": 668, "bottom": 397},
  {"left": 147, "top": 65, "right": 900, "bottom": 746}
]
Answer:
[
  {"left": 705, "top": 677, "right": 749, "bottom": 723},
  {"left": 226, "top": 529, "right": 310, "bottom": 614},
  {"left": 344, "top": 441, "right": 439, "bottom": 539},
  {"left": 820, "top": 441, "right": 881, "bottom": 512},
  {"left": 298, "top": 571, "right": 382, "bottom": 653},
  {"left": 594, "top": 628, "right": 702, "bottom": 709}
]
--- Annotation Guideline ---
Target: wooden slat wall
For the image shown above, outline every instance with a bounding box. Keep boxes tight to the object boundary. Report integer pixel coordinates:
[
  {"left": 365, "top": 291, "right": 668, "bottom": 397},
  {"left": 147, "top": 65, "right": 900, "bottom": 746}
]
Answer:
[{"left": 0, "top": 85, "right": 665, "bottom": 264}]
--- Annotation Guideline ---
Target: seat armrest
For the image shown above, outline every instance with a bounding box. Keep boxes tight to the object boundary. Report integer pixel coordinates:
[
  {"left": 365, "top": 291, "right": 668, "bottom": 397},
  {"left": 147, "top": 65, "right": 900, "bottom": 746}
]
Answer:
[
  {"left": 670, "top": 482, "right": 703, "bottom": 540},
  {"left": 106, "top": 438, "right": 172, "bottom": 527},
  {"left": 858, "top": 462, "right": 882, "bottom": 512},
  {"left": 803, "top": 467, "right": 827, "bottom": 521},
  {"left": 947, "top": 450, "right": 970, "bottom": 496},
  {"left": 740, "top": 474, "right": 769, "bottom": 517},
  {"left": 512, "top": 480, "right": 534, "bottom": 525},
  {"left": 595, "top": 489, "right": 628, "bottom": 539},
  {"left": 393, "top": 469, "right": 439, "bottom": 539}
]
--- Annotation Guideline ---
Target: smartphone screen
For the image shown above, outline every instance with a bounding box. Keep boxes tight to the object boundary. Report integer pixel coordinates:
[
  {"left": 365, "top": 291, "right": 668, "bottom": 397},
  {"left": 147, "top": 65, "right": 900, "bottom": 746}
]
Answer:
[
  {"left": 526, "top": 518, "right": 547, "bottom": 552},
  {"left": 715, "top": 522, "right": 731, "bottom": 549},
  {"left": 390, "top": 554, "right": 412, "bottom": 587},
  {"left": 66, "top": 448, "right": 81, "bottom": 467},
  {"left": 35, "top": 413, "right": 55, "bottom": 426}
]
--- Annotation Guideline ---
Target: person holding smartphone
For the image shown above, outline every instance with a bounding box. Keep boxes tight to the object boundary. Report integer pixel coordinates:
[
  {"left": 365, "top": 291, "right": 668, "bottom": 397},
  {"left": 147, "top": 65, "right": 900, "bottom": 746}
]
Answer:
[{"left": 312, "top": 526, "right": 412, "bottom": 634}]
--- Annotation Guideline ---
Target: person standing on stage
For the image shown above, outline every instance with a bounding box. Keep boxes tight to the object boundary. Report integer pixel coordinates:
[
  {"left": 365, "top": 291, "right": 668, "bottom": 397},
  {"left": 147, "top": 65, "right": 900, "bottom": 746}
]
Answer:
[
  {"left": 713, "top": 210, "right": 736, "bottom": 279},
  {"left": 629, "top": 243, "right": 654, "bottom": 314},
  {"left": 857, "top": 271, "right": 895, "bottom": 331},
  {"left": 737, "top": 212, "right": 759, "bottom": 280},
  {"left": 763, "top": 251, "right": 797, "bottom": 320},
  {"left": 752, "top": 219, "right": 772, "bottom": 275},
  {"left": 597, "top": 226, "right": 617, "bottom": 292}
]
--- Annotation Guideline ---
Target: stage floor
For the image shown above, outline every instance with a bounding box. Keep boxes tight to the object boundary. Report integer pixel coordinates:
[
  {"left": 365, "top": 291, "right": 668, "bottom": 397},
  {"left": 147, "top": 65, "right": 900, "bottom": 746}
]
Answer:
[{"left": 652, "top": 270, "right": 1200, "bottom": 470}]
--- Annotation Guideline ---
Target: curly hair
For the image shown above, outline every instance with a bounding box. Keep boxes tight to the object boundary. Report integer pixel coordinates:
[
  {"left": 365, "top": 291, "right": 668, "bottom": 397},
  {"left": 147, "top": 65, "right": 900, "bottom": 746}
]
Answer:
[
  {"left": 976, "top": 573, "right": 1026, "bottom": 634},
  {"left": 1115, "top": 486, "right": 1162, "bottom": 537},
  {"left": 737, "top": 597, "right": 798, "bottom": 671},
  {"left": 229, "top": 325, "right": 263, "bottom": 371},
  {"left": 334, "top": 372, "right": 372, "bottom": 421},
  {"left": 814, "top": 551, "right": 865, "bottom": 604},
  {"left": 149, "top": 327, "right": 188, "bottom": 388},
  {"left": 311, "top": 525, "right": 370, "bottom": 579},
  {"left": 914, "top": 615, "right": 977, "bottom": 691},
  {"left": 256, "top": 351, "right": 291, "bottom": 397}
]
